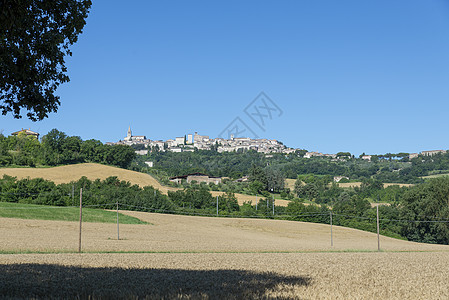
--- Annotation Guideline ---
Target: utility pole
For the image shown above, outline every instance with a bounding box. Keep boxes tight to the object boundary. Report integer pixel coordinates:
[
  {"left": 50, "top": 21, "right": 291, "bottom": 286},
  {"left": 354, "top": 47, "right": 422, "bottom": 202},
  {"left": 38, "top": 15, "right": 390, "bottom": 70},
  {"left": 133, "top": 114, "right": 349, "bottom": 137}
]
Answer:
[
  {"left": 377, "top": 195, "right": 381, "bottom": 252},
  {"left": 78, "top": 188, "right": 83, "bottom": 253},
  {"left": 377, "top": 204, "right": 380, "bottom": 251},
  {"left": 117, "top": 200, "right": 120, "bottom": 240},
  {"left": 330, "top": 211, "right": 333, "bottom": 247}
]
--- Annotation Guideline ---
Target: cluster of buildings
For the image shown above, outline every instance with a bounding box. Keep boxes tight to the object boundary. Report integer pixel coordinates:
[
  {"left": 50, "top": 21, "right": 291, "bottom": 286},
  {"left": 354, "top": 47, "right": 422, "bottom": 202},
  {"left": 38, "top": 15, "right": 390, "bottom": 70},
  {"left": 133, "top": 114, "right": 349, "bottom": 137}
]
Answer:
[
  {"left": 113, "top": 127, "right": 295, "bottom": 155},
  {"left": 109, "top": 127, "right": 449, "bottom": 162}
]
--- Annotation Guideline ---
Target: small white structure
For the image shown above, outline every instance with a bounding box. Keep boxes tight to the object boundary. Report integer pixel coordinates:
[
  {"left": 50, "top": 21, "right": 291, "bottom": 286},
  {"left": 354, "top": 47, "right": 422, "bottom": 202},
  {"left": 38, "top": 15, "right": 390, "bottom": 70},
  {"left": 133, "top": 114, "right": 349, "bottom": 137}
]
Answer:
[
  {"left": 334, "top": 176, "right": 349, "bottom": 182},
  {"left": 135, "top": 150, "right": 148, "bottom": 155}
]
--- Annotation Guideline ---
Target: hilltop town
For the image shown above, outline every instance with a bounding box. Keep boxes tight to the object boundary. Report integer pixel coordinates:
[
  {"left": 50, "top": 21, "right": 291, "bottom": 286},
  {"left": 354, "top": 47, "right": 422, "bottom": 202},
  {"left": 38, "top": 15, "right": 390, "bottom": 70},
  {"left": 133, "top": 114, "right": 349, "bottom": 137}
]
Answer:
[
  {"left": 5, "top": 127, "right": 448, "bottom": 161},
  {"left": 108, "top": 127, "right": 448, "bottom": 160},
  {"left": 109, "top": 127, "right": 296, "bottom": 155}
]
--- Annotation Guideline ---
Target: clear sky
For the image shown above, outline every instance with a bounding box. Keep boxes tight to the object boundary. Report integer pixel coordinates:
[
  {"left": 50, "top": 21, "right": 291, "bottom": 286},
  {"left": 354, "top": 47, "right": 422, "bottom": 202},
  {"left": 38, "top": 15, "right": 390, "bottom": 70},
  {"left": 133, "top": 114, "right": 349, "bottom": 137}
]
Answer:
[{"left": 2, "top": 0, "right": 449, "bottom": 155}]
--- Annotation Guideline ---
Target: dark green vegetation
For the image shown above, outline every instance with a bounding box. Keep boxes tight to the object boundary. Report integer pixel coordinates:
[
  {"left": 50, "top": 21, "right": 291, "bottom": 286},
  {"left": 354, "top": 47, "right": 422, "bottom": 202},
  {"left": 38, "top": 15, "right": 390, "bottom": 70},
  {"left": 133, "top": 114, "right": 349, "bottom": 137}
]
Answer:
[
  {"left": 2, "top": 173, "right": 449, "bottom": 244},
  {"left": 135, "top": 149, "right": 449, "bottom": 184},
  {"left": 0, "top": 129, "right": 135, "bottom": 168},
  {"left": 0, "top": 0, "right": 91, "bottom": 120},
  {"left": 0, "top": 202, "right": 145, "bottom": 224}
]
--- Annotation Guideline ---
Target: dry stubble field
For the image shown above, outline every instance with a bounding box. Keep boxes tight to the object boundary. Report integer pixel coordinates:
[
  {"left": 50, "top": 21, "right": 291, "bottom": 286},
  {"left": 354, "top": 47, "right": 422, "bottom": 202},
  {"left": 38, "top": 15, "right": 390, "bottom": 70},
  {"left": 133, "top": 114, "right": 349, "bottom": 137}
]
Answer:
[{"left": 2, "top": 210, "right": 449, "bottom": 299}]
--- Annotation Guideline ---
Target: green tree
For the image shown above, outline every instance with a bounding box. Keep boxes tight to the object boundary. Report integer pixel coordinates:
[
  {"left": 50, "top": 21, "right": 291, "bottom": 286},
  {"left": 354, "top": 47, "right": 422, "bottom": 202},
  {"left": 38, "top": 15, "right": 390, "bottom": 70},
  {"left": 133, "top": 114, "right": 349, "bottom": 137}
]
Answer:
[
  {"left": 265, "top": 168, "right": 285, "bottom": 192},
  {"left": 40, "top": 128, "right": 67, "bottom": 165},
  {"left": 400, "top": 177, "right": 449, "bottom": 244},
  {"left": 0, "top": 0, "right": 92, "bottom": 120}
]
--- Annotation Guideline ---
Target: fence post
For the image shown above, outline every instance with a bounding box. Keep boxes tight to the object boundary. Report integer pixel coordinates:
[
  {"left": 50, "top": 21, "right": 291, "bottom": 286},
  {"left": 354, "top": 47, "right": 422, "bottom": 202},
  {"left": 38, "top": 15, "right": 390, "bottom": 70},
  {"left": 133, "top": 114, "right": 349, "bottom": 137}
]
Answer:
[
  {"left": 117, "top": 200, "right": 120, "bottom": 240},
  {"left": 330, "top": 211, "right": 333, "bottom": 247},
  {"left": 216, "top": 195, "right": 219, "bottom": 216},
  {"left": 272, "top": 196, "right": 275, "bottom": 216},
  {"left": 78, "top": 188, "right": 83, "bottom": 253},
  {"left": 255, "top": 196, "right": 258, "bottom": 211},
  {"left": 377, "top": 205, "right": 380, "bottom": 251},
  {"left": 72, "top": 184, "right": 74, "bottom": 206}
]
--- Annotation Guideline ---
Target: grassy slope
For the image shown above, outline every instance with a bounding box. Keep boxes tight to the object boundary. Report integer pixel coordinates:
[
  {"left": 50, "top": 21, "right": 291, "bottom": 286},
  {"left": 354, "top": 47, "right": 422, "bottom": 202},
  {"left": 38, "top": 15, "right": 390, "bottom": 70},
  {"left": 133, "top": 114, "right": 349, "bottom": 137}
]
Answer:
[
  {"left": 0, "top": 163, "right": 291, "bottom": 206},
  {"left": 421, "top": 173, "right": 449, "bottom": 179},
  {"left": 0, "top": 202, "right": 145, "bottom": 224}
]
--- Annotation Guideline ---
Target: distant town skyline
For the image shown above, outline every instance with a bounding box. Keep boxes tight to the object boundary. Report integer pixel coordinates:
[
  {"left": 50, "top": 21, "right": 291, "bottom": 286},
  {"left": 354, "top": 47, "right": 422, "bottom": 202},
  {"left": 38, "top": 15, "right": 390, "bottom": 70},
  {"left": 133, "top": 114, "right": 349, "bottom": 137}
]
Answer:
[{"left": 2, "top": 1, "right": 449, "bottom": 155}]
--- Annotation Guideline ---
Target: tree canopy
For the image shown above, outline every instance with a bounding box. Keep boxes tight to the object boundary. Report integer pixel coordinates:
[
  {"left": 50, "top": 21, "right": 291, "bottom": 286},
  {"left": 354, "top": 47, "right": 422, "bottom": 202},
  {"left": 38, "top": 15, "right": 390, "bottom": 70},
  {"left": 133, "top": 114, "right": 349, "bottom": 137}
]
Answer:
[{"left": 0, "top": 0, "right": 91, "bottom": 120}]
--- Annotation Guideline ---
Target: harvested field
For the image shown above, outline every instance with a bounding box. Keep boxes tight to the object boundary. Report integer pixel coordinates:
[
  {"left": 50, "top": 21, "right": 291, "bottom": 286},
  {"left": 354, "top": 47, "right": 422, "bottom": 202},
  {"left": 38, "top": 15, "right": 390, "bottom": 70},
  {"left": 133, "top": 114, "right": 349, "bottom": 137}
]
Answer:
[
  {"left": 285, "top": 178, "right": 296, "bottom": 190},
  {"left": 0, "top": 163, "right": 290, "bottom": 206},
  {"left": 0, "top": 163, "right": 175, "bottom": 192},
  {"left": 1, "top": 210, "right": 447, "bottom": 253},
  {"left": 338, "top": 182, "right": 414, "bottom": 188},
  {"left": 2, "top": 212, "right": 449, "bottom": 299}
]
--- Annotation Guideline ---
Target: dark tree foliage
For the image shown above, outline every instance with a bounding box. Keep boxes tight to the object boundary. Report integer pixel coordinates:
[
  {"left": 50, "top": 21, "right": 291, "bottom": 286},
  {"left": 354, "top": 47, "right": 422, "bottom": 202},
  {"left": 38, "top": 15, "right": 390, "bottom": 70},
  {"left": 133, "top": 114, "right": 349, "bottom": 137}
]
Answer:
[
  {"left": 0, "top": 0, "right": 91, "bottom": 120},
  {"left": 400, "top": 177, "right": 449, "bottom": 244},
  {"left": 0, "top": 129, "right": 136, "bottom": 169}
]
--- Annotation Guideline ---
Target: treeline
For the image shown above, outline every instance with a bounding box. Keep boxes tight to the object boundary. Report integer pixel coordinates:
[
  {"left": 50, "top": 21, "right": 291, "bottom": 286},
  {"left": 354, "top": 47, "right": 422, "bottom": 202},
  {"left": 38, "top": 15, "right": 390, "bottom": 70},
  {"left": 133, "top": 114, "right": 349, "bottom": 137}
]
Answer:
[
  {"left": 0, "top": 129, "right": 135, "bottom": 168},
  {"left": 135, "top": 149, "right": 449, "bottom": 184},
  {"left": 0, "top": 175, "right": 241, "bottom": 217},
  {"left": 2, "top": 174, "right": 449, "bottom": 244}
]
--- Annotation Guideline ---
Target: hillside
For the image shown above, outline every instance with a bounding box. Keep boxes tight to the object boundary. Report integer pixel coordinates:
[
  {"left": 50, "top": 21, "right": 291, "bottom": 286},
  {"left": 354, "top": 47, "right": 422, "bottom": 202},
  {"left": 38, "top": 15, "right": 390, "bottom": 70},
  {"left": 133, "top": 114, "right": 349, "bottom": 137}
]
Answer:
[
  {"left": 0, "top": 163, "right": 291, "bottom": 206},
  {"left": 2, "top": 210, "right": 448, "bottom": 253}
]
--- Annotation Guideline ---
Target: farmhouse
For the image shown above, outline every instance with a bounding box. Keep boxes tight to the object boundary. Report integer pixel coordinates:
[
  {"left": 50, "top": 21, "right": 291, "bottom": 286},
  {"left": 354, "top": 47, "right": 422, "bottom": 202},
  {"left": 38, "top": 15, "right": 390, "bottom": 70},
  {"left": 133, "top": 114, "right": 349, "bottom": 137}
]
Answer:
[
  {"left": 169, "top": 173, "right": 222, "bottom": 185},
  {"left": 421, "top": 150, "right": 446, "bottom": 156},
  {"left": 11, "top": 128, "right": 39, "bottom": 139}
]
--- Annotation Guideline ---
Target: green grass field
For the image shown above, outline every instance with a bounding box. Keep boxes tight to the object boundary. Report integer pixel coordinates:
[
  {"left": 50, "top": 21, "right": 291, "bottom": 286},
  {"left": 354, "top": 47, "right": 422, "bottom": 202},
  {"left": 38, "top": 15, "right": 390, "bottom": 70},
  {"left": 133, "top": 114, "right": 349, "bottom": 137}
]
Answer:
[
  {"left": 421, "top": 173, "right": 449, "bottom": 179},
  {"left": 0, "top": 202, "right": 146, "bottom": 224}
]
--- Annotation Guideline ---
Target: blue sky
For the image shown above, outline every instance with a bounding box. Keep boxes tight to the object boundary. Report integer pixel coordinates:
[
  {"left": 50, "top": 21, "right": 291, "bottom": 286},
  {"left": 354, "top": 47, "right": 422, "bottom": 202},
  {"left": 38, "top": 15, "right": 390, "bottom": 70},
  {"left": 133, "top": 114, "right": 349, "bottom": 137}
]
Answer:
[{"left": 2, "top": 0, "right": 449, "bottom": 155}]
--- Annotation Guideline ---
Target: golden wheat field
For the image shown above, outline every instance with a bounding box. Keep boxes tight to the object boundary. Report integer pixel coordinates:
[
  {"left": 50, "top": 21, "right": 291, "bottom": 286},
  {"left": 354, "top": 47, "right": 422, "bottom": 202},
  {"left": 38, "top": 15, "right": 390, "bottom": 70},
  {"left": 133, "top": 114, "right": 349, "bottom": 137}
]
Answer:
[
  {"left": 2, "top": 252, "right": 449, "bottom": 299},
  {"left": 3, "top": 210, "right": 448, "bottom": 253},
  {"left": 1, "top": 211, "right": 449, "bottom": 299},
  {"left": 0, "top": 163, "right": 291, "bottom": 207}
]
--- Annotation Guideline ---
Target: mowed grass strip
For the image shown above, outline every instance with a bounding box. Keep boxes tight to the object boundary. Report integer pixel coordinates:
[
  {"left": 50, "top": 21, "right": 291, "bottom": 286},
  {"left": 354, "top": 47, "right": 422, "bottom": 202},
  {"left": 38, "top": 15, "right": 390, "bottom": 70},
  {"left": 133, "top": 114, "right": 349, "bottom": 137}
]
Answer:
[{"left": 0, "top": 202, "right": 146, "bottom": 224}]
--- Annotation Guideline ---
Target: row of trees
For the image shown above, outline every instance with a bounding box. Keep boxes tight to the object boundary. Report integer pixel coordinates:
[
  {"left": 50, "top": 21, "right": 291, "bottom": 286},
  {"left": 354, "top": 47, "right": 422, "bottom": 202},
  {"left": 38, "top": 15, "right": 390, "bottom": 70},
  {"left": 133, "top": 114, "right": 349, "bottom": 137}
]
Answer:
[
  {"left": 0, "top": 176, "right": 240, "bottom": 214},
  {"left": 0, "top": 129, "right": 136, "bottom": 168}
]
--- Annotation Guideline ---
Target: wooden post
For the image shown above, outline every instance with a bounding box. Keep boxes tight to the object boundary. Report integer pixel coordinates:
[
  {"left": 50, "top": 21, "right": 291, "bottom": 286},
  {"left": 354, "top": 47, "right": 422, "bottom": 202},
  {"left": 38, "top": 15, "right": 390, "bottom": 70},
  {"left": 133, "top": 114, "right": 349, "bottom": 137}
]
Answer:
[
  {"left": 216, "top": 195, "right": 219, "bottom": 216},
  {"left": 72, "top": 184, "right": 74, "bottom": 206},
  {"left": 255, "top": 196, "right": 258, "bottom": 211},
  {"left": 117, "top": 200, "right": 120, "bottom": 240},
  {"left": 377, "top": 205, "right": 380, "bottom": 251},
  {"left": 330, "top": 211, "right": 333, "bottom": 247},
  {"left": 78, "top": 188, "right": 83, "bottom": 253},
  {"left": 272, "top": 196, "right": 275, "bottom": 216}
]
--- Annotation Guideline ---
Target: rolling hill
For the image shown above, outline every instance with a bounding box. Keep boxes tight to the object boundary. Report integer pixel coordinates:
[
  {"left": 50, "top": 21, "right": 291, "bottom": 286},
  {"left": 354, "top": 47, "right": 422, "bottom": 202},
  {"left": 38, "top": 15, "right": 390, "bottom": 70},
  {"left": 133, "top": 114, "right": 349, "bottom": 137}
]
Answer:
[{"left": 0, "top": 163, "right": 291, "bottom": 206}]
